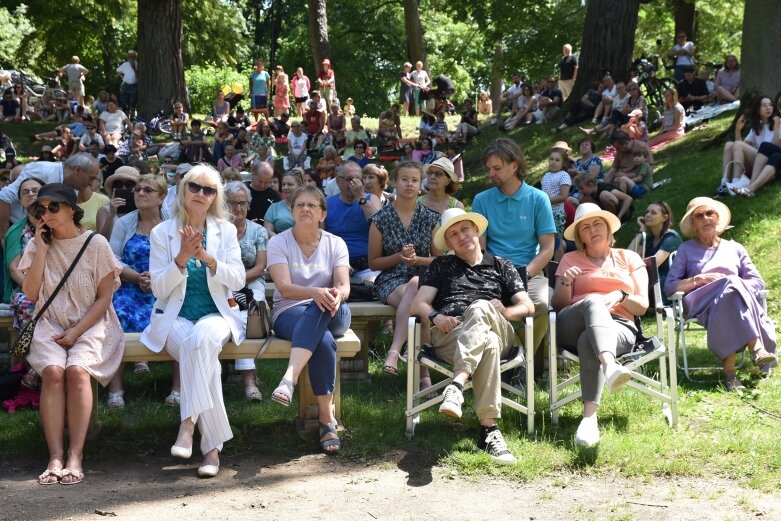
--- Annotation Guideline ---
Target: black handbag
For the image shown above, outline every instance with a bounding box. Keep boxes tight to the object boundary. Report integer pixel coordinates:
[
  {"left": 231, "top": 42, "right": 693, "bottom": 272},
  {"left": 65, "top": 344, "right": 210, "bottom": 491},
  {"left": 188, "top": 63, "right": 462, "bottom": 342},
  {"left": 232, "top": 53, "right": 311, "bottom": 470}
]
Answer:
[{"left": 10, "top": 233, "right": 96, "bottom": 360}]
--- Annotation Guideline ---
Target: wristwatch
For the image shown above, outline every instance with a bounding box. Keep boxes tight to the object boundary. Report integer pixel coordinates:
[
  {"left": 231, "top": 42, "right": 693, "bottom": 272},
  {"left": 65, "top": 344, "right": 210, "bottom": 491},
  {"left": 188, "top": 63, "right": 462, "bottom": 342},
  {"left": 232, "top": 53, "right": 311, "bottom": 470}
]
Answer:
[
  {"left": 619, "top": 289, "right": 629, "bottom": 302},
  {"left": 358, "top": 197, "right": 368, "bottom": 205},
  {"left": 428, "top": 310, "right": 439, "bottom": 321}
]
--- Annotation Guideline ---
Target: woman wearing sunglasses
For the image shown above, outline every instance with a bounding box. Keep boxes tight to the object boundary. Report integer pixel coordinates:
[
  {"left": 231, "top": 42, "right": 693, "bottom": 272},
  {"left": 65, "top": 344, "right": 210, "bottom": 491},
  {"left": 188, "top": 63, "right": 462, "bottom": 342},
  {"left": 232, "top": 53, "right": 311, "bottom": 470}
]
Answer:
[
  {"left": 104, "top": 174, "right": 171, "bottom": 408},
  {"left": 141, "top": 164, "right": 245, "bottom": 478},
  {"left": 19, "top": 183, "right": 124, "bottom": 485}
]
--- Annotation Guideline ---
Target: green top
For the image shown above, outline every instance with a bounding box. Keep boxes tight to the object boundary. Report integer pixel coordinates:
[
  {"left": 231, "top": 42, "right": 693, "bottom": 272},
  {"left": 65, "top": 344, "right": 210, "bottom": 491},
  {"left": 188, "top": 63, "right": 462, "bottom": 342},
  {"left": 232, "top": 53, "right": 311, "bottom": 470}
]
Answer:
[
  {"left": 178, "top": 234, "right": 219, "bottom": 321},
  {"left": 637, "top": 162, "right": 654, "bottom": 191},
  {"left": 3, "top": 217, "right": 29, "bottom": 303}
]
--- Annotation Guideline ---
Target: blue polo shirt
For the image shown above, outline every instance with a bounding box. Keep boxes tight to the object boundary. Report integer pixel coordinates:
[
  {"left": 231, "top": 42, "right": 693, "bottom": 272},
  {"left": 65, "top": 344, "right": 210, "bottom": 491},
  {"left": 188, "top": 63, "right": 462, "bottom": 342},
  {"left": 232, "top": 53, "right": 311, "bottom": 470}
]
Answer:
[
  {"left": 324, "top": 193, "right": 370, "bottom": 258},
  {"left": 472, "top": 182, "right": 556, "bottom": 268}
]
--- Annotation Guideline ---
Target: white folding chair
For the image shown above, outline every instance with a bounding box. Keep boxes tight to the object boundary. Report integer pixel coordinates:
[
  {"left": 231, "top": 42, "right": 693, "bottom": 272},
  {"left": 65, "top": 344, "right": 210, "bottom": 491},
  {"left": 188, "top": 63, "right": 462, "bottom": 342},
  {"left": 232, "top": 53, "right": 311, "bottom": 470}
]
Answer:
[
  {"left": 668, "top": 250, "right": 756, "bottom": 381},
  {"left": 548, "top": 257, "right": 679, "bottom": 429},
  {"left": 404, "top": 314, "right": 535, "bottom": 437}
]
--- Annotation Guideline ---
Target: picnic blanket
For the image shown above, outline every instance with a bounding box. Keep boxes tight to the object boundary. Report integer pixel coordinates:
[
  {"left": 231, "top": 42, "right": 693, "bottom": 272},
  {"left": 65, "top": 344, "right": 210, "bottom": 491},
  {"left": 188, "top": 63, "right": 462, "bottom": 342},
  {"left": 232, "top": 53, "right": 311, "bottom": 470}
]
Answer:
[{"left": 685, "top": 100, "right": 739, "bottom": 128}]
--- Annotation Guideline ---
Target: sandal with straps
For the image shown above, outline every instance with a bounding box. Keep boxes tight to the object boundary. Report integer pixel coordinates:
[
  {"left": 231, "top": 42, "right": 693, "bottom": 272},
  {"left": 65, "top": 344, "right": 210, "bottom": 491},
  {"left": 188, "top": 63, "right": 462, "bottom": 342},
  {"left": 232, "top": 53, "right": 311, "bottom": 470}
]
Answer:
[
  {"left": 318, "top": 421, "right": 341, "bottom": 454},
  {"left": 38, "top": 467, "right": 63, "bottom": 485},
  {"left": 734, "top": 187, "right": 756, "bottom": 198},
  {"left": 245, "top": 385, "right": 262, "bottom": 402},
  {"left": 271, "top": 378, "right": 294, "bottom": 407}
]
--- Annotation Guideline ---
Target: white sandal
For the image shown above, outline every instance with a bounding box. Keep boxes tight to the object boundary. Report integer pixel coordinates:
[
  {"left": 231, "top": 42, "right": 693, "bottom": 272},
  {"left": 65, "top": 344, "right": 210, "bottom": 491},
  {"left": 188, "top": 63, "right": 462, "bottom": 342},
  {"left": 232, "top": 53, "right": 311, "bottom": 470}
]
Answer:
[{"left": 107, "top": 391, "right": 125, "bottom": 409}]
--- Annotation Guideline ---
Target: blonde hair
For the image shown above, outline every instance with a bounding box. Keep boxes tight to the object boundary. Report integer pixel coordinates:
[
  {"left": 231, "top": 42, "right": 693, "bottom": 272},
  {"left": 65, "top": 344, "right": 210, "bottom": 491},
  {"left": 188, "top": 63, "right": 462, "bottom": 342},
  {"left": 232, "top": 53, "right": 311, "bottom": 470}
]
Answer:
[
  {"left": 221, "top": 167, "right": 242, "bottom": 183},
  {"left": 572, "top": 217, "right": 616, "bottom": 251},
  {"left": 175, "top": 164, "right": 230, "bottom": 225}
]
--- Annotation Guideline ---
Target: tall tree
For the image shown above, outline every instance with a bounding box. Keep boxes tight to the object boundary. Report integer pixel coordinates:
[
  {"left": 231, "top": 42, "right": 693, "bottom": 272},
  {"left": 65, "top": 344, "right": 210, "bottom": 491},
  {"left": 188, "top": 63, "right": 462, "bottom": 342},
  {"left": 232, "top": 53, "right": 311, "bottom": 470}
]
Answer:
[
  {"left": 571, "top": 0, "right": 642, "bottom": 99},
  {"left": 740, "top": 0, "right": 781, "bottom": 98},
  {"left": 307, "top": 0, "right": 331, "bottom": 77},
  {"left": 402, "top": 0, "right": 428, "bottom": 68},
  {"left": 674, "top": 0, "right": 697, "bottom": 41},
  {"left": 137, "top": 0, "right": 187, "bottom": 117}
]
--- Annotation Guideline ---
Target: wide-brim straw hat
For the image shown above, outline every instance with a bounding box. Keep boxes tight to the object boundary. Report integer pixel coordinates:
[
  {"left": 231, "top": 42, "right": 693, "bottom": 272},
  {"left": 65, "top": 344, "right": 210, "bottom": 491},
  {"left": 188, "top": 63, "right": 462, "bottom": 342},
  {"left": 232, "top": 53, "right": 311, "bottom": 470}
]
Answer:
[
  {"left": 563, "top": 202, "right": 622, "bottom": 241},
  {"left": 679, "top": 196, "right": 731, "bottom": 238},
  {"left": 424, "top": 157, "right": 458, "bottom": 184},
  {"left": 105, "top": 166, "right": 140, "bottom": 194},
  {"left": 551, "top": 141, "right": 572, "bottom": 153},
  {"left": 433, "top": 208, "right": 488, "bottom": 252}
]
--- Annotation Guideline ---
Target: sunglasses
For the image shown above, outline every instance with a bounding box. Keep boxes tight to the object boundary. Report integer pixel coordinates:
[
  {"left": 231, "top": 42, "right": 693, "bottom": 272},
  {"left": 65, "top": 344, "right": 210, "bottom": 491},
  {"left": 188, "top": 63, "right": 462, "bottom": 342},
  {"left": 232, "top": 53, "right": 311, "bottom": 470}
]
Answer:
[
  {"left": 30, "top": 201, "right": 63, "bottom": 219},
  {"left": 113, "top": 181, "right": 136, "bottom": 190},
  {"left": 133, "top": 186, "right": 158, "bottom": 194},
  {"left": 186, "top": 181, "right": 218, "bottom": 197}
]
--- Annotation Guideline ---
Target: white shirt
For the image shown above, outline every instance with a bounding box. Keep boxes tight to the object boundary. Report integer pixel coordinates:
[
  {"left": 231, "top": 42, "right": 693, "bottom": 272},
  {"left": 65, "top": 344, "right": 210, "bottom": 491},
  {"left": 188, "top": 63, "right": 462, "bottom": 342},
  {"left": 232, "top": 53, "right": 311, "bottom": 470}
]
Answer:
[
  {"left": 674, "top": 42, "right": 696, "bottom": 66},
  {"left": 0, "top": 162, "right": 65, "bottom": 223},
  {"left": 116, "top": 61, "right": 137, "bottom": 85},
  {"left": 100, "top": 110, "right": 129, "bottom": 134},
  {"left": 287, "top": 132, "right": 308, "bottom": 155}
]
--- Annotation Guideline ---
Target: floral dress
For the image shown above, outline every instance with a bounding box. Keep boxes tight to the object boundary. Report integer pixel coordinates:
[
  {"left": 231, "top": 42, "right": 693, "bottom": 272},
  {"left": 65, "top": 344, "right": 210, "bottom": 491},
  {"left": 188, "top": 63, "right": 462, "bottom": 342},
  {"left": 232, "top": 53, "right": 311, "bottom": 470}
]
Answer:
[
  {"left": 371, "top": 204, "right": 440, "bottom": 304},
  {"left": 112, "top": 233, "right": 156, "bottom": 332},
  {"left": 9, "top": 224, "right": 35, "bottom": 331}
]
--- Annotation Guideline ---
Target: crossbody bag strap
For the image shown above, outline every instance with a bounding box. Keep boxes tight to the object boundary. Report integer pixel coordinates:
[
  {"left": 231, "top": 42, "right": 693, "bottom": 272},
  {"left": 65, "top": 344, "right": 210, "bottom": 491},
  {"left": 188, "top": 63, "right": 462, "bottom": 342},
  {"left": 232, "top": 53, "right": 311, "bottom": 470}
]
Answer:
[{"left": 31, "top": 232, "right": 96, "bottom": 321}]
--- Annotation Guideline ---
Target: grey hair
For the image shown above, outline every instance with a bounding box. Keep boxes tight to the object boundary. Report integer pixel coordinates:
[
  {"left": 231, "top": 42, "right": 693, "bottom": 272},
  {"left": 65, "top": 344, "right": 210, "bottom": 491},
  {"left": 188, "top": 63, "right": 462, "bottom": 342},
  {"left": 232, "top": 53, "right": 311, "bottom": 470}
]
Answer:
[
  {"left": 64, "top": 153, "right": 99, "bottom": 173},
  {"left": 224, "top": 180, "right": 252, "bottom": 202},
  {"left": 336, "top": 160, "right": 361, "bottom": 177}
]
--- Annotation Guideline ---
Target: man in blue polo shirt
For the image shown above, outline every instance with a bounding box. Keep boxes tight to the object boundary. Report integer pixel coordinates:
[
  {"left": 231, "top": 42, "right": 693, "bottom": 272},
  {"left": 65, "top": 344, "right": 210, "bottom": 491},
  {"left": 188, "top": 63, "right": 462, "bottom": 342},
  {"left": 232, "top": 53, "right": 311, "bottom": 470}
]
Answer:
[{"left": 472, "top": 138, "right": 555, "bottom": 365}]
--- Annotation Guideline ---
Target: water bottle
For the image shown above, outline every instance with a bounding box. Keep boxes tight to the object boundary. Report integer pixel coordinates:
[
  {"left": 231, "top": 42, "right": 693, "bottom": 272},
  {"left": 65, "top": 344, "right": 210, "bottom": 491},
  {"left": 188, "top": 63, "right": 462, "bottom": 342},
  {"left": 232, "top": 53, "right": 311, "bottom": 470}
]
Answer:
[{"left": 652, "top": 178, "right": 671, "bottom": 190}]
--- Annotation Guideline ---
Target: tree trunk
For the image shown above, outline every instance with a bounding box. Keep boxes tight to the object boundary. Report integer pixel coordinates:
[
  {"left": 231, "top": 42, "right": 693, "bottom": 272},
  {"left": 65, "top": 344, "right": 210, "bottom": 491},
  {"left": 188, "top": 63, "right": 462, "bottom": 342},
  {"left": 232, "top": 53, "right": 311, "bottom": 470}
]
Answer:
[
  {"left": 307, "top": 0, "right": 331, "bottom": 77},
  {"left": 137, "top": 0, "right": 187, "bottom": 117},
  {"left": 674, "top": 0, "right": 697, "bottom": 41},
  {"left": 741, "top": 0, "right": 781, "bottom": 99},
  {"left": 402, "top": 0, "right": 428, "bottom": 70},
  {"left": 571, "top": 0, "right": 642, "bottom": 101},
  {"left": 489, "top": 44, "right": 504, "bottom": 110}
]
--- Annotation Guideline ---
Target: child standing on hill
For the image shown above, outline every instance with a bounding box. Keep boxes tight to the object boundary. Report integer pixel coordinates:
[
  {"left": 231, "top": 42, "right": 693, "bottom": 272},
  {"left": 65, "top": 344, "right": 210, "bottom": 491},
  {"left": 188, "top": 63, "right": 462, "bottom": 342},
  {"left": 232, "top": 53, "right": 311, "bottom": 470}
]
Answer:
[{"left": 541, "top": 148, "right": 572, "bottom": 237}]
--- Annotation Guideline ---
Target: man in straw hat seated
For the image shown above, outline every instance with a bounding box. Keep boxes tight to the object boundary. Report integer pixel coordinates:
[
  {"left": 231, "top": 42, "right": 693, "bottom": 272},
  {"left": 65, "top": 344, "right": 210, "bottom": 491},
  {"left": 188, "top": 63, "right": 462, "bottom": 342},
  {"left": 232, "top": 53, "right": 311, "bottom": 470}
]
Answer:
[{"left": 410, "top": 208, "right": 535, "bottom": 464}]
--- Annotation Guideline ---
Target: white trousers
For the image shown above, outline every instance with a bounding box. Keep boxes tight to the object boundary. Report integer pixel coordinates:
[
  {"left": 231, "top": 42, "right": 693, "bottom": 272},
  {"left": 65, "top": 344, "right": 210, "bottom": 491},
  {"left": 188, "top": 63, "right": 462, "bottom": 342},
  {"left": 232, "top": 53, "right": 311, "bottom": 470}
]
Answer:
[{"left": 165, "top": 314, "right": 233, "bottom": 454}]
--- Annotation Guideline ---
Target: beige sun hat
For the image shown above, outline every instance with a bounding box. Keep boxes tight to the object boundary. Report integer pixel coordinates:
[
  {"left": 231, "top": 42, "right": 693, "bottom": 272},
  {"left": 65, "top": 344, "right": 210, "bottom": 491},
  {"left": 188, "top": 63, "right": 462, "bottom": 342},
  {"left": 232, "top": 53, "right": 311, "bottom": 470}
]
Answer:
[
  {"left": 424, "top": 157, "right": 457, "bottom": 183},
  {"left": 433, "top": 208, "right": 488, "bottom": 252},
  {"left": 105, "top": 165, "right": 140, "bottom": 194},
  {"left": 551, "top": 141, "right": 572, "bottom": 153},
  {"left": 563, "top": 202, "right": 621, "bottom": 241},
  {"left": 679, "top": 196, "right": 731, "bottom": 238}
]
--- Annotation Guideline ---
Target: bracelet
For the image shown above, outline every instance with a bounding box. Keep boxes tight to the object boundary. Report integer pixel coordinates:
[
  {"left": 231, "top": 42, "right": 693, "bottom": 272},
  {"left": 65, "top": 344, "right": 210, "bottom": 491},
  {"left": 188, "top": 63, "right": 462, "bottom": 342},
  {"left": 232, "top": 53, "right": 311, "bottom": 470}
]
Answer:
[
  {"left": 561, "top": 280, "right": 573, "bottom": 287},
  {"left": 174, "top": 258, "right": 186, "bottom": 271}
]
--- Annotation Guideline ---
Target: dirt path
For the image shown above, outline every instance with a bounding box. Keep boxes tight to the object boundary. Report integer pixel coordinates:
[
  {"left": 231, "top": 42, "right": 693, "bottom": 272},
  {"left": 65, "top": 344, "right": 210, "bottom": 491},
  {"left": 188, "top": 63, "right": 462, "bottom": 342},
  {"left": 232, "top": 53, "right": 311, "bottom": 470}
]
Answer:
[{"left": 3, "top": 450, "right": 779, "bottom": 521}]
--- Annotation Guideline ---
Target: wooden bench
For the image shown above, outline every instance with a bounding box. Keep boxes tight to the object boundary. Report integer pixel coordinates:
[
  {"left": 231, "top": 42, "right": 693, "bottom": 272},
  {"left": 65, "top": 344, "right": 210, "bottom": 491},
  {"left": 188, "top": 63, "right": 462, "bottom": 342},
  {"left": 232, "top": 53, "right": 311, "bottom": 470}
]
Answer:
[{"left": 91, "top": 330, "right": 361, "bottom": 434}]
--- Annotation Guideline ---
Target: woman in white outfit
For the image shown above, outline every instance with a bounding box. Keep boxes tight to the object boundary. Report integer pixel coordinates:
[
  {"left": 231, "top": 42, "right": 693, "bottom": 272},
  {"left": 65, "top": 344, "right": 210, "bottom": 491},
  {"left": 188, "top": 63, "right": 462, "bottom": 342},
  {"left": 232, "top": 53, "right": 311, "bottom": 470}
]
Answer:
[{"left": 141, "top": 164, "right": 245, "bottom": 478}]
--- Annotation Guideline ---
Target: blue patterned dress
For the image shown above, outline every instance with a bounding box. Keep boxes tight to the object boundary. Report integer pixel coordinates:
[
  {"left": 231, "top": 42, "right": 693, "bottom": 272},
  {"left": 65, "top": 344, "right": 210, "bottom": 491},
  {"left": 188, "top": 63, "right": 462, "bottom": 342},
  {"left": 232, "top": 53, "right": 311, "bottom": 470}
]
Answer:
[
  {"left": 371, "top": 203, "right": 440, "bottom": 303},
  {"left": 112, "top": 233, "right": 156, "bottom": 332}
]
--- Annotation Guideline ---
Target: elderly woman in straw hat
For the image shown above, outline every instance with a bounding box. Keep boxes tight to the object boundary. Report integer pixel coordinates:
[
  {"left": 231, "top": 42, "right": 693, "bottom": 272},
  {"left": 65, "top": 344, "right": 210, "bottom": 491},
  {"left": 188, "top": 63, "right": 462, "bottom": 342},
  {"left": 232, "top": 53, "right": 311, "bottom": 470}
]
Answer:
[
  {"left": 551, "top": 203, "right": 649, "bottom": 448},
  {"left": 418, "top": 157, "right": 464, "bottom": 215},
  {"left": 665, "top": 197, "right": 776, "bottom": 392}
]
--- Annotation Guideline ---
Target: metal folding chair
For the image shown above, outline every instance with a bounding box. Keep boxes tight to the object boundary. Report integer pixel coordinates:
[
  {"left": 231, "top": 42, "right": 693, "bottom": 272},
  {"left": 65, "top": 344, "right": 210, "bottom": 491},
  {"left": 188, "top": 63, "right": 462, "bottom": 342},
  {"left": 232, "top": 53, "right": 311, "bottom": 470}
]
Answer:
[
  {"left": 548, "top": 257, "right": 679, "bottom": 429},
  {"left": 404, "top": 267, "right": 536, "bottom": 438}
]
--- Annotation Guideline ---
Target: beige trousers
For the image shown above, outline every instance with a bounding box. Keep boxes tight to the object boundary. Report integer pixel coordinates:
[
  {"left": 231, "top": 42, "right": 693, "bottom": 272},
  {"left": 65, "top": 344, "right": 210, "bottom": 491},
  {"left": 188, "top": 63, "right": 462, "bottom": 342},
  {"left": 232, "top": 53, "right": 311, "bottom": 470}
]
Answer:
[{"left": 431, "top": 300, "right": 520, "bottom": 420}]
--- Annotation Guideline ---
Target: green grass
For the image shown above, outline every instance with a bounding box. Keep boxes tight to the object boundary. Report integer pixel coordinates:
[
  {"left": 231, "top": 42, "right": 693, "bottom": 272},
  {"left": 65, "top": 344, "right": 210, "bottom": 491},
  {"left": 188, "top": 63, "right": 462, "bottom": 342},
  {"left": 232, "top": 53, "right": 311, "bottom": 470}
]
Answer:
[{"left": 2, "top": 110, "right": 781, "bottom": 489}]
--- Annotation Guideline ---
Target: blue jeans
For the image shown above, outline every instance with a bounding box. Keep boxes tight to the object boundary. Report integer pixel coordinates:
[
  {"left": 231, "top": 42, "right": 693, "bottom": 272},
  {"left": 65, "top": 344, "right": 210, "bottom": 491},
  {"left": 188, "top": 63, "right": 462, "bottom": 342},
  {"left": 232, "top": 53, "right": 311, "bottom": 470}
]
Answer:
[{"left": 273, "top": 301, "right": 351, "bottom": 395}]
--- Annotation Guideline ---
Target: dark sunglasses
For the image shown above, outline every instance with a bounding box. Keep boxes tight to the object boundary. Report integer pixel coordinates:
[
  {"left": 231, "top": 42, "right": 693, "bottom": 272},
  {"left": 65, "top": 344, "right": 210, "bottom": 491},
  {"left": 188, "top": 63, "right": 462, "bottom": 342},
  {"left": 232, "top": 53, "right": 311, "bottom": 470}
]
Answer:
[
  {"left": 113, "top": 180, "right": 136, "bottom": 190},
  {"left": 30, "top": 201, "right": 63, "bottom": 219},
  {"left": 186, "top": 181, "right": 218, "bottom": 197},
  {"left": 133, "top": 186, "right": 158, "bottom": 194}
]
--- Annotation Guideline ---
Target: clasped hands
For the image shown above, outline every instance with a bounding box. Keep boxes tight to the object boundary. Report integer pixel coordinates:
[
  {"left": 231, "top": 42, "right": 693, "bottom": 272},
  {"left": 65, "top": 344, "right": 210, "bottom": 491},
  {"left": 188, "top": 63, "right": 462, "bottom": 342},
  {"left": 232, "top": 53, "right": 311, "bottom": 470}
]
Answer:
[
  {"left": 399, "top": 244, "right": 417, "bottom": 266},
  {"left": 312, "top": 287, "right": 343, "bottom": 316}
]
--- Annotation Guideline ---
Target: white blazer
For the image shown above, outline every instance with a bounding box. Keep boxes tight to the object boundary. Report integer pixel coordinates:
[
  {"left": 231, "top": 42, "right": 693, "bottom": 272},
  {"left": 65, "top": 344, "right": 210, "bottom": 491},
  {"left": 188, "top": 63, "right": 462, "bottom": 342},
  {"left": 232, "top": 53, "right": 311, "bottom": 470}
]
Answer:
[{"left": 140, "top": 216, "right": 246, "bottom": 352}]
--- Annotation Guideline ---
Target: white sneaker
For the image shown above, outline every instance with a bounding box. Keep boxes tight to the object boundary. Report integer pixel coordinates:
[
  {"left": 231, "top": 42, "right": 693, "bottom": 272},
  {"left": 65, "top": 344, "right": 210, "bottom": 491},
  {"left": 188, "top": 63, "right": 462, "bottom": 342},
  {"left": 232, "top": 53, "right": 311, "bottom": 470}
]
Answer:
[
  {"left": 574, "top": 416, "right": 600, "bottom": 448},
  {"left": 439, "top": 384, "right": 464, "bottom": 418},
  {"left": 605, "top": 363, "right": 631, "bottom": 394}
]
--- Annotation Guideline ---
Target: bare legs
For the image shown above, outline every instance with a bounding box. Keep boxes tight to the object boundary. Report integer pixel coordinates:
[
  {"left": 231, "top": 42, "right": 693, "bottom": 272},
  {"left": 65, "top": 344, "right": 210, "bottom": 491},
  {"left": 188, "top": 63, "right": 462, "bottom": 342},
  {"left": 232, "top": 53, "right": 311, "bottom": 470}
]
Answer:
[{"left": 39, "top": 365, "right": 92, "bottom": 484}]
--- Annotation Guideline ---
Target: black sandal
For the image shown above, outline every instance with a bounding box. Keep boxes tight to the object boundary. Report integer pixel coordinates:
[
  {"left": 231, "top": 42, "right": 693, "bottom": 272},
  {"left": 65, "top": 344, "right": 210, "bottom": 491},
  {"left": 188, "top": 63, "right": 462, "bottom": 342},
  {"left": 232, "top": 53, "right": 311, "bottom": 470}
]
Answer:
[{"left": 318, "top": 421, "right": 341, "bottom": 454}]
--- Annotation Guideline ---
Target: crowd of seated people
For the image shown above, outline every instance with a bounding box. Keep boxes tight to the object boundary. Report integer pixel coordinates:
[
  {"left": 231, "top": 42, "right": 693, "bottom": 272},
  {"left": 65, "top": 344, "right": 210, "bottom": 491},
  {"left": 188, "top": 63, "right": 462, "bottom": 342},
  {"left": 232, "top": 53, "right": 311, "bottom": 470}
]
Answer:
[{"left": 2, "top": 50, "right": 778, "bottom": 487}]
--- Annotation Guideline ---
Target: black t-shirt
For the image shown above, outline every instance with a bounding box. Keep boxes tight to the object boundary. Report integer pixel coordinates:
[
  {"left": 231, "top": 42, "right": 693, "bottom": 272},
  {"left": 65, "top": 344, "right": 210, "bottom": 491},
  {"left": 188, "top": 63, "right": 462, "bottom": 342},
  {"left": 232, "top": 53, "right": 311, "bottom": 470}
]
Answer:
[
  {"left": 541, "top": 87, "right": 564, "bottom": 106},
  {"left": 400, "top": 71, "right": 412, "bottom": 95},
  {"left": 559, "top": 56, "right": 578, "bottom": 80},
  {"left": 1, "top": 99, "right": 20, "bottom": 117},
  {"left": 270, "top": 119, "right": 289, "bottom": 138},
  {"left": 460, "top": 108, "right": 478, "bottom": 126},
  {"left": 676, "top": 78, "right": 709, "bottom": 109},
  {"left": 246, "top": 184, "right": 281, "bottom": 222},
  {"left": 420, "top": 252, "right": 526, "bottom": 317},
  {"left": 100, "top": 156, "right": 125, "bottom": 181}
]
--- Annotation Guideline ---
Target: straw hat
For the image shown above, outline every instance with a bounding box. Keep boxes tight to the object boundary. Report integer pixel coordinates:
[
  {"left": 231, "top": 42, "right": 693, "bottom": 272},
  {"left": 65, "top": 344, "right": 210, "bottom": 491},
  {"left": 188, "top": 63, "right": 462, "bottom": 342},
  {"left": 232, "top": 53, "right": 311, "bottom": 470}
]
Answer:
[
  {"left": 105, "top": 166, "right": 140, "bottom": 194},
  {"left": 551, "top": 141, "right": 572, "bottom": 153},
  {"left": 433, "top": 208, "right": 488, "bottom": 252},
  {"left": 424, "top": 157, "right": 457, "bottom": 183},
  {"left": 679, "top": 196, "right": 731, "bottom": 238},
  {"left": 563, "top": 202, "right": 621, "bottom": 241}
]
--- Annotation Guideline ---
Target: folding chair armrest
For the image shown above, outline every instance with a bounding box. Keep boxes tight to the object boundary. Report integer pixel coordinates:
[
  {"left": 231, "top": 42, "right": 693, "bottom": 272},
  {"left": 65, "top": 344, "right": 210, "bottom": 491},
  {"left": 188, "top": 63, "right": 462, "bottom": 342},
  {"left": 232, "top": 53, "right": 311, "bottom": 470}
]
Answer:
[{"left": 669, "top": 291, "right": 684, "bottom": 302}]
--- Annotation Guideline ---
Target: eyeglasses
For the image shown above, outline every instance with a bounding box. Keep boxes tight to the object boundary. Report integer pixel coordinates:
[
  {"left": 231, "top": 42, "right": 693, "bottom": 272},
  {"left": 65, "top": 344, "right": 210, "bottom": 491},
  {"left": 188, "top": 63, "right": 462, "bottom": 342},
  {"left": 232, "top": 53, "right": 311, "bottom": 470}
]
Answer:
[
  {"left": 30, "top": 201, "right": 63, "bottom": 219},
  {"left": 133, "top": 186, "right": 158, "bottom": 194},
  {"left": 21, "top": 188, "right": 40, "bottom": 196},
  {"left": 693, "top": 210, "right": 717, "bottom": 219},
  {"left": 186, "top": 181, "right": 218, "bottom": 197},
  {"left": 227, "top": 200, "right": 249, "bottom": 208},
  {"left": 113, "top": 181, "right": 136, "bottom": 190},
  {"left": 293, "top": 202, "right": 320, "bottom": 210},
  {"left": 427, "top": 169, "right": 447, "bottom": 177},
  {"left": 362, "top": 175, "right": 377, "bottom": 180}
]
